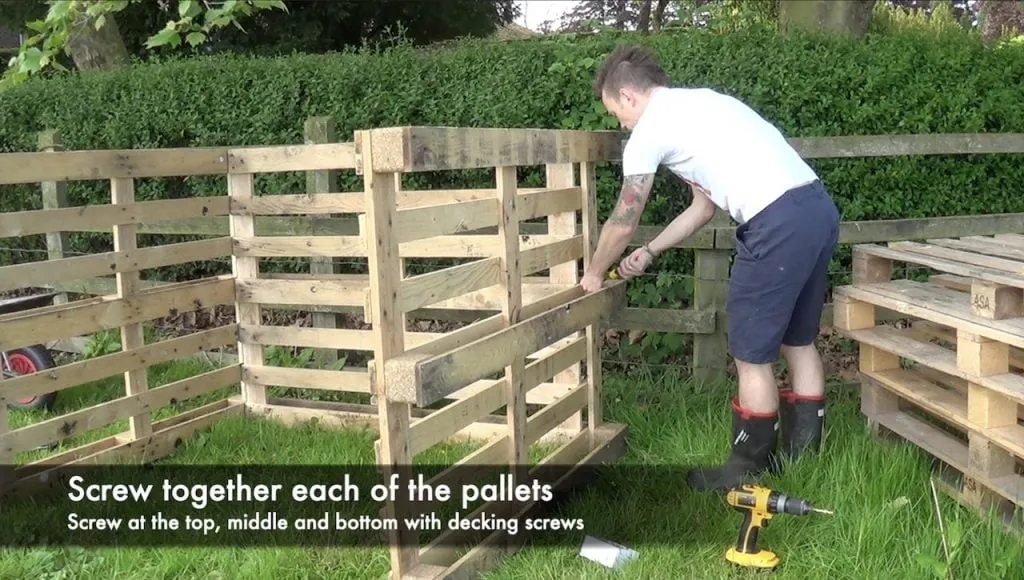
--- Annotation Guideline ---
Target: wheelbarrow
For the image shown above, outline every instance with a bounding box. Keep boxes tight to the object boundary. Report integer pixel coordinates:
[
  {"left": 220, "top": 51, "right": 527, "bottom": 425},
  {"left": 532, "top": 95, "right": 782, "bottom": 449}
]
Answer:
[{"left": 0, "top": 291, "right": 59, "bottom": 412}]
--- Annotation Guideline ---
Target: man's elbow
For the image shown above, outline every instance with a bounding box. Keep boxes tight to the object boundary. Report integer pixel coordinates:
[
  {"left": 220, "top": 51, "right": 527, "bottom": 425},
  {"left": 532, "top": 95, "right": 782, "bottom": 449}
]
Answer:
[
  {"left": 692, "top": 199, "right": 716, "bottom": 225},
  {"left": 700, "top": 203, "right": 717, "bottom": 224}
]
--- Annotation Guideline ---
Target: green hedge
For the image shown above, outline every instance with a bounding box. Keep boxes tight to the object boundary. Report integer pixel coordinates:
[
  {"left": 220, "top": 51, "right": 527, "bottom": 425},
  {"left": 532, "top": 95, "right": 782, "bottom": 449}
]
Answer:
[{"left": 1, "top": 26, "right": 1023, "bottom": 303}]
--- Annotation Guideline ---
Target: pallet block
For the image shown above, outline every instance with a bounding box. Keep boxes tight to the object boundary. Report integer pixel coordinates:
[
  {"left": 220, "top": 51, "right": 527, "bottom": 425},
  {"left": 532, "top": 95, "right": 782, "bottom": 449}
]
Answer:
[{"left": 833, "top": 234, "right": 1024, "bottom": 523}]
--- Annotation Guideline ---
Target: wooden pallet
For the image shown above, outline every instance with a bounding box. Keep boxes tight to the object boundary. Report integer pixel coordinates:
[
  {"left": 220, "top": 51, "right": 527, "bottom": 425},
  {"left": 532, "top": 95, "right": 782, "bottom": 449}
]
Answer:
[{"left": 832, "top": 234, "right": 1024, "bottom": 519}]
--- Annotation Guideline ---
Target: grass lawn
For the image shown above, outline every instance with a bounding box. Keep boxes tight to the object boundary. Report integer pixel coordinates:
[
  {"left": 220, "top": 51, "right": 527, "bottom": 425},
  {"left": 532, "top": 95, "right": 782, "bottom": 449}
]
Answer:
[{"left": 2, "top": 361, "right": 1022, "bottom": 579}]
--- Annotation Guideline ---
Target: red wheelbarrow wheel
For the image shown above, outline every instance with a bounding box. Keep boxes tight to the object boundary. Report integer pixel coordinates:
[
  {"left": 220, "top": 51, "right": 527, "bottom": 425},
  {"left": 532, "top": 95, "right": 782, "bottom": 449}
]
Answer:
[{"left": 4, "top": 345, "right": 58, "bottom": 411}]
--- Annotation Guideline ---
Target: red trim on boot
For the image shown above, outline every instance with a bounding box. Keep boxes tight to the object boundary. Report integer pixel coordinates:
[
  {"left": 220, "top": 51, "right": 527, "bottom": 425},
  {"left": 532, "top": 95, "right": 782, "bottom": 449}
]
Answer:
[
  {"left": 780, "top": 388, "right": 824, "bottom": 403},
  {"left": 732, "top": 398, "right": 778, "bottom": 419}
]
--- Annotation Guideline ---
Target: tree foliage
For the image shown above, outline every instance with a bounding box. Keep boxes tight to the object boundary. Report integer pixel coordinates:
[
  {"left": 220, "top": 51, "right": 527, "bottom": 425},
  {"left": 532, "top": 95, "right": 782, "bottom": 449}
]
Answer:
[
  {"left": 978, "top": 0, "right": 1024, "bottom": 46},
  {"left": 0, "top": 0, "right": 520, "bottom": 90},
  {"left": 194, "top": 0, "right": 521, "bottom": 55},
  {"left": 1, "top": 0, "right": 289, "bottom": 89},
  {"left": 542, "top": 0, "right": 991, "bottom": 37}
]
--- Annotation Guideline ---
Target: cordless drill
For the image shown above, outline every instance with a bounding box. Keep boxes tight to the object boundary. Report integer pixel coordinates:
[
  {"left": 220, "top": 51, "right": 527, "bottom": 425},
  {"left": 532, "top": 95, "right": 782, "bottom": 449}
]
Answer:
[{"left": 724, "top": 484, "right": 833, "bottom": 570}]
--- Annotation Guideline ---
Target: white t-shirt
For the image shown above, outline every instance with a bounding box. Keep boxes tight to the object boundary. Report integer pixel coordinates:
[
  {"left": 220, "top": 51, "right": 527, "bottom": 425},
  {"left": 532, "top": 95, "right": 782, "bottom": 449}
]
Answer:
[{"left": 621, "top": 87, "right": 818, "bottom": 224}]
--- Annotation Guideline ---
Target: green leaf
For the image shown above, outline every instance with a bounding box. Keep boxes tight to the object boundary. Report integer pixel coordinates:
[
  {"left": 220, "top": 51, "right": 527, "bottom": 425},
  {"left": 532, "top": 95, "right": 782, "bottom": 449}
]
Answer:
[
  {"left": 18, "top": 47, "right": 44, "bottom": 72},
  {"left": 179, "top": 0, "right": 199, "bottom": 18},
  {"left": 85, "top": 3, "right": 108, "bottom": 17},
  {"left": 204, "top": 9, "right": 233, "bottom": 29},
  {"left": 145, "top": 28, "right": 181, "bottom": 49},
  {"left": 252, "top": 0, "right": 288, "bottom": 10},
  {"left": 94, "top": 15, "right": 106, "bottom": 31},
  {"left": 46, "top": 0, "right": 72, "bottom": 21},
  {"left": 25, "top": 20, "right": 47, "bottom": 33},
  {"left": 185, "top": 31, "right": 207, "bottom": 47}
]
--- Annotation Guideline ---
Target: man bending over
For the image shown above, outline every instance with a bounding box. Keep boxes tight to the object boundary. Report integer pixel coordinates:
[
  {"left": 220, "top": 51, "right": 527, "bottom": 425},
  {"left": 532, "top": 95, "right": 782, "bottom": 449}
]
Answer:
[{"left": 580, "top": 44, "right": 840, "bottom": 491}]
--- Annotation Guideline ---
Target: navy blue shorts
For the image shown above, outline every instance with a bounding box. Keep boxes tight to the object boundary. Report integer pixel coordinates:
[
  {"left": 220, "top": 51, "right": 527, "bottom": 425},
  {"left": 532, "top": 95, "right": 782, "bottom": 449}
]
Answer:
[{"left": 726, "top": 180, "right": 840, "bottom": 365}]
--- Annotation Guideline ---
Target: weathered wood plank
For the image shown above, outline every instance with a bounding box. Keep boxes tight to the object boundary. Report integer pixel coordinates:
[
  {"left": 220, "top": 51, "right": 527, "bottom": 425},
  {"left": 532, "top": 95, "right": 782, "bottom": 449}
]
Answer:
[
  {"left": 233, "top": 236, "right": 366, "bottom": 258},
  {"left": 394, "top": 198, "right": 499, "bottom": 243},
  {"left": 716, "top": 213, "right": 1024, "bottom": 249},
  {"left": 927, "top": 237, "right": 1024, "bottom": 262},
  {"left": 0, "top": 147, "right": 229, "bottom": 185},
  {"left": 854, "top": 243, "right": 1024, "bottom": 290},
  {"left": 609, "top": 307, "right": 716, "bottom": 334},
  {"left": 108, "top": 216, "right": 556, "bottom": 238},
  {"left": 227, "top": 143, "right": 357, "bottom": 173},
  {"left": 789, "top": 133, "right": 1024, "bottom": 159},
  {"left": 0, "top": 197, "right": 229, "bottom": 239},
  {"left": 363, "top": 126, "right": 626, "bottom": 173},
  {"left": 397, "top": 257, "right": 503, "bottom": 313},
  {"left": 236, "top": 278, "right": 367, "bottom": 307},
  {"left": 633, "top": 225, "right": 715, "bottom": 249}
]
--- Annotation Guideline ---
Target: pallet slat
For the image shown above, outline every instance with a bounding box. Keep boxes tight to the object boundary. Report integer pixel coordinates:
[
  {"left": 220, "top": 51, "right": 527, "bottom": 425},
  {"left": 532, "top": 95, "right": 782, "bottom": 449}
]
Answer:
[{"left": 855, "top": 241, "right": 1024, "bottom": 289}]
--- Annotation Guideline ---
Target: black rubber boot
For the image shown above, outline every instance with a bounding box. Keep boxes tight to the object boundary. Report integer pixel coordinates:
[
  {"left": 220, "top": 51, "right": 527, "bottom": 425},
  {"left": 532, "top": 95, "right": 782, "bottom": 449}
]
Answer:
[
  {"left": 687, "top": 399, "right": 779, "bottom": 492},
  {"left": 779, "top": 388, "right": 825, "bottom": 462}
]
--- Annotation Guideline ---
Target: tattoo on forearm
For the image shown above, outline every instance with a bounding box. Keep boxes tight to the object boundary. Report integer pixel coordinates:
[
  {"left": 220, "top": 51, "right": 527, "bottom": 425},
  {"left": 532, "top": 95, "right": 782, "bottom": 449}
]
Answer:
[{"left": 608, "top": 174, "right": 654, "bottom": 225}]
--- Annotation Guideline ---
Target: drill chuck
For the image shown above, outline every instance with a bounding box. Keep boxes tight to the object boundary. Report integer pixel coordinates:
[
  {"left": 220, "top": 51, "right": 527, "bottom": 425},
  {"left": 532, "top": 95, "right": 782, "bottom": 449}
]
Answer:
[{"left": 768, "top": 492, "right": 831, "bottom": 516}]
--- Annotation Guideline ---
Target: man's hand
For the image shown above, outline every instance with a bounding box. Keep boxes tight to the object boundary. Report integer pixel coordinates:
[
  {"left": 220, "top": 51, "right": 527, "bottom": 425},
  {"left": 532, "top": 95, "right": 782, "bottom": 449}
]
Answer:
[
  {"left": 580, "top": 272, "right": 604, "bottom": 293},
  {"left": 618, "top": 246, "right": 654, "bottom": 279}
]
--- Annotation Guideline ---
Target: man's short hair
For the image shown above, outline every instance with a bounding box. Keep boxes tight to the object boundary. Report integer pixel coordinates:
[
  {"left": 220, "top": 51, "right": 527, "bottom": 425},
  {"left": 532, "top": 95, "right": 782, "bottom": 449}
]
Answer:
[{"left": 593, "top": 44, "right": 670, "bottom": 100}]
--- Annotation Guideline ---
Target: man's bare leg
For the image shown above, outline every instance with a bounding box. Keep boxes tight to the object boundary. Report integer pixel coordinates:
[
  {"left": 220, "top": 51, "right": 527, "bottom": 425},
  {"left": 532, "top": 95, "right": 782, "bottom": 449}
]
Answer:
[
  {"left": 781, "top": 343, "right": 825, "bottom": 398},
  {"left": 736, "top": 360, "right": 779, "bottom": 412}
]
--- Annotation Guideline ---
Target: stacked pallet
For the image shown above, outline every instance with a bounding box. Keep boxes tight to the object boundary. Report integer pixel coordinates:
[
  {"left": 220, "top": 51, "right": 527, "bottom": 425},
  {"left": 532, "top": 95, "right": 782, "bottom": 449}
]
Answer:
[{"left": 833, "top": 234, "right": 1024, "bottom": 517}]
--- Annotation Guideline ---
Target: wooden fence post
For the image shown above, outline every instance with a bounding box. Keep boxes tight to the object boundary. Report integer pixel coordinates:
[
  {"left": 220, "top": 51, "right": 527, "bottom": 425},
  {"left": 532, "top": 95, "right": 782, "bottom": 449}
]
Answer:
[
  {"left": 304, "top": 117, "right": 342, "bottom": 367},
  {"left": 38, "top": 130, "right": 68, "bottom": 307},
  {"left": 692, "top": 210, "right": 732, "bottom": 382}
]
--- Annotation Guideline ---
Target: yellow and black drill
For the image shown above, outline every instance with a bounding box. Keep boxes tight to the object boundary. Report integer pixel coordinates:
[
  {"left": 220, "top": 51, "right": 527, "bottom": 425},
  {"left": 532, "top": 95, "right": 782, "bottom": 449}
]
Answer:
[{"left": 724, "top": 484, "right": 833, "bottom": 570}]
